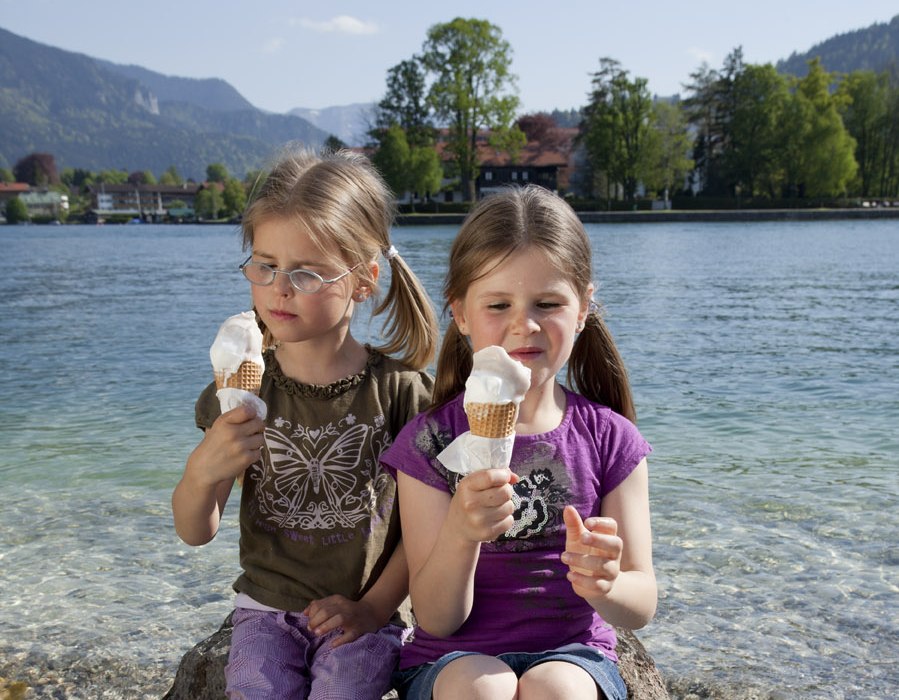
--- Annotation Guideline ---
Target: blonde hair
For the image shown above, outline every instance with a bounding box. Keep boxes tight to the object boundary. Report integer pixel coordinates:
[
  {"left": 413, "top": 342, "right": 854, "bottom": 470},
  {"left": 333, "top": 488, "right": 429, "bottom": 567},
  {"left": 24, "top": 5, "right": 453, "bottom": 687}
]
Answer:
[
  {"left": 241, "top": 146, "right": 438, "bottom": 369},
  {"left": 433, "top": 185, "right": 636, "bottom": 422}
]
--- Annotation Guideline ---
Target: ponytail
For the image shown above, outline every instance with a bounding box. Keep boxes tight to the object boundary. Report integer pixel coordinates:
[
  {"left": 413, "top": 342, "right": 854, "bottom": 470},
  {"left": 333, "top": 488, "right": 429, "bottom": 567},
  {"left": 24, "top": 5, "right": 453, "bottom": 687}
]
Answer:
[
  {"left": 431, "top": 319, "right": 473, "bottom": 409},
  {"left": 567, "top": 311, "right": 636, "bottom": 423},
  {"left": 372, "top": 252, "right": 438, "bottom": 370}
]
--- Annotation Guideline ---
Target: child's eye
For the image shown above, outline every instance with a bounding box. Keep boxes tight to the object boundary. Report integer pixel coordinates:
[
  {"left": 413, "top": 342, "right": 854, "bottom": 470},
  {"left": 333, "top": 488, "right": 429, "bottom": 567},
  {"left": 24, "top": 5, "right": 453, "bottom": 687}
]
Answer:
[
  {"left": 487, "top": 302, "right": 510, "bottom": 310},
  {"left": 536, "top": 302, "right": 562, "bottom": 310}
]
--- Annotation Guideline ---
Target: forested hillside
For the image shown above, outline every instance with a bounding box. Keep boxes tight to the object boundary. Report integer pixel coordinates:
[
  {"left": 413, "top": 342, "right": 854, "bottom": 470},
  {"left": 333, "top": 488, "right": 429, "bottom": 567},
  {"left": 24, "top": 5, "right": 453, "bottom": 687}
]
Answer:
[
  {"left": 0, "top": 27, "right": 329, "bottom": 180},
  {"left": 777, "top": 14, "right": 898, "bottom": 77}
]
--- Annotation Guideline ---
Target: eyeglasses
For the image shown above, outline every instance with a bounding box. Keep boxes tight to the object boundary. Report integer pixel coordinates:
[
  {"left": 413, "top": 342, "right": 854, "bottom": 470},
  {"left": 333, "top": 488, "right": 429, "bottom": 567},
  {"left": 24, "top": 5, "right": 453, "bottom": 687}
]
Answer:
[{"left": 240, "top": 256, "right": 361, "bottom": 294}]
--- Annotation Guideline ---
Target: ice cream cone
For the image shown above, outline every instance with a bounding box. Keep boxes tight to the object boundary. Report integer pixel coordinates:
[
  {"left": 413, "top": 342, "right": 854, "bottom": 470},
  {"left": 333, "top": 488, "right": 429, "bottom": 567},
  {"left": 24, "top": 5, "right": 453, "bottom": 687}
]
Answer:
[
  {"left": 465, "top": 401, "right": 518, "bottom": 438},
  {"left": 214, "top": 360, "right": 263, "bottom": 393}
]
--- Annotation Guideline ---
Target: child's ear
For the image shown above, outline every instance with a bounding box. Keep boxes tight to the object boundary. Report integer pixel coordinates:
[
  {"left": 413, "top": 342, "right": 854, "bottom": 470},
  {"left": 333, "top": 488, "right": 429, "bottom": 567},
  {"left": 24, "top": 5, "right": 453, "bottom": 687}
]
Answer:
[
  {"left": 581, "top": 283, "right": 595, "bottom": 321},
  {"left": 353, "top": 261, "right": 379, "bottom": 302},
  {"left": 450, "top": 300, "right": 469, "bottom": 335}
]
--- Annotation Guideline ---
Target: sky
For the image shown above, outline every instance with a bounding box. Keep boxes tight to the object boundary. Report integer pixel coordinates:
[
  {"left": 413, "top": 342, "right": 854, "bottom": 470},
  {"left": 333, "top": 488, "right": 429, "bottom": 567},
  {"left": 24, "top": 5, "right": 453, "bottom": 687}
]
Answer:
[{"left": 2, "top": 1, "right": 897, "bottom": 115}]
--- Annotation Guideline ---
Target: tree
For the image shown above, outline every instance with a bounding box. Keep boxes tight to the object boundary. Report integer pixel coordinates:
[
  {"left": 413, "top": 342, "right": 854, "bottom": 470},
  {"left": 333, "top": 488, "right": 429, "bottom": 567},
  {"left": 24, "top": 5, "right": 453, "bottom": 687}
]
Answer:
[
  {"left": 5, "top": 197, "right": 29, "bottom": 224},
  {"left": 96, "top": 169, "right": 129, "bottom": 184},
  {"left": 421, "top": 18, "right": 522, "bottom": 200},
  {"left": 838, "top": 70, "right": 892, "bottom": 196},
  {"left": 785, "top": 59, "right": 857, "bottom": 198},
  {"left": 61, "top": 168, "right": 94, "bottom": 190},
  {"left": 0, "top": 168, "right": 13, "bottom": 183},
  {"left": 195, "top": 186, "right": 224, "bottom": 219},
  {"left": 323, "top": 135, "right": 347, "bottom": 152},
  {"left": 14, "top": 153, "right": 60, "bottom": 186},
  {"left": 409, "top": 146, "right": 444, "bottom": 205},
  {"left": 206, "top": 163, "right": 229, "bottom": 183},
  {"left": 159, "top": 165, "right": 184, "bottom": 186},
  {"left": 580, "top": 58, "right": 654, "bottom": 203},
  {"left": 374, "top": 58, "right": 434, "bottom": 148},
  {"left": 682, "top": 62, "right": 726, "bottom": 195},
  {"left": 725, "top": 63, "right": 790, "bottom": 198},
  {"left": 128, "top": 170, "right": 157, "bottom": 185},
  {"left": 222, "top": 177, "right": 247, "bottom": 218},
  {"left": 372, "top": 124, "right": 412, "bottom": 197},
  {"left": 640, "top": 100, "right": 694, "bottom": 200}
]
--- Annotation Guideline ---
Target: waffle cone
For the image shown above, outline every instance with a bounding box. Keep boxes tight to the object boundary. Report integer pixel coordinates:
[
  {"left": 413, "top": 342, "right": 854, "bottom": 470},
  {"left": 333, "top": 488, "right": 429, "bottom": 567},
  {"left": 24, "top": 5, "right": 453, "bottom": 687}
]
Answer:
[
  {"left": 214, "top": 360, "right": 263, "bottom": 393},
  {"left": 465, "top": 401, "right": 518, "bottom": 438}
]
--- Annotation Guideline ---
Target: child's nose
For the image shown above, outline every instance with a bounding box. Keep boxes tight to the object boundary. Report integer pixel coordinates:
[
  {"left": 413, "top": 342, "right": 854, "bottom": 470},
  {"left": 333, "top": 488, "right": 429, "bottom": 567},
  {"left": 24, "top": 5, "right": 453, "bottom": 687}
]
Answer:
[
  {"left": 511, "top": 308, "right": 539, "bottom": 335},
  {"left": 272, "top": 270, "right": 294, "bottom": 294}
]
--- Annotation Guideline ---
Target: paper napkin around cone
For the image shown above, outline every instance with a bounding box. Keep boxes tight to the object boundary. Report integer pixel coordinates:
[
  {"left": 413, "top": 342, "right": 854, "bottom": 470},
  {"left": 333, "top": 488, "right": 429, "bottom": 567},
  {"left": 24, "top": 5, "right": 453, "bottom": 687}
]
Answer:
[{"left": 437, "top": 346, "right": 530, "bottom": 476}]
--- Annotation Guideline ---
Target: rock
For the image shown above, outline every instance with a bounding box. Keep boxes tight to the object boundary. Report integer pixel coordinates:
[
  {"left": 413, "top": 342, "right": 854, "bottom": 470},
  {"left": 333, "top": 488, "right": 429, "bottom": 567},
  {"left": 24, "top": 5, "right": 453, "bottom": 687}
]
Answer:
[
  {"left": 615, "top": 628, "right": 670, "bottom": 700},
  {"left": 164, "top": 616, "right": 668, "bottom": 699},
  {"left": 162, "top": 613, "right": 233, "bottom": 700}
]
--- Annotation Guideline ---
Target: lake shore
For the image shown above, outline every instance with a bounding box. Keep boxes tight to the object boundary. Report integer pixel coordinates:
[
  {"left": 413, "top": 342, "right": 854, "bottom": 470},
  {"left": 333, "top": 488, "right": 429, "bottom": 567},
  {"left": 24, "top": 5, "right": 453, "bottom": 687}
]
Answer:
[{"left": 396, "top": 206, "right": 899, "bottom": 225}]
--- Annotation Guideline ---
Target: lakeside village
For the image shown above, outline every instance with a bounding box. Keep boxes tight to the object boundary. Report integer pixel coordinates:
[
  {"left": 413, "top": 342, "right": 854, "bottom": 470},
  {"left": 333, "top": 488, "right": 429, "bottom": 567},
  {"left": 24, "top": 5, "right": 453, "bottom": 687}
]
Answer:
[
  {"left": 4, "top": 126, "right": 655, "bottom": 225},
  {"left": 3, "top": 127, "right": 899, "bottom": 226}
]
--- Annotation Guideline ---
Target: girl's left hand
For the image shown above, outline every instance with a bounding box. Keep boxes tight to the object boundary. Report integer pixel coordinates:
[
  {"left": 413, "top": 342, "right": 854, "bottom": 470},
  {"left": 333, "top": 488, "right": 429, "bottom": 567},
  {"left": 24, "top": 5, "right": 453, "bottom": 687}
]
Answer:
[
  {"left": 304, "top": 595, "right": 380, "bottom": 648},
  {"left": 560, "top": 505, "right": 622, "bottom": 601}
]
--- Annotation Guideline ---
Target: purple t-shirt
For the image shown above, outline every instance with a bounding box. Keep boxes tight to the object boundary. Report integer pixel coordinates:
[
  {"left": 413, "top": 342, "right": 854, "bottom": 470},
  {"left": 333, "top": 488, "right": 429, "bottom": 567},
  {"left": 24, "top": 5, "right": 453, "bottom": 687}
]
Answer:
[{"left": 381, "top": 387, "right": 651, "bottom": 669}]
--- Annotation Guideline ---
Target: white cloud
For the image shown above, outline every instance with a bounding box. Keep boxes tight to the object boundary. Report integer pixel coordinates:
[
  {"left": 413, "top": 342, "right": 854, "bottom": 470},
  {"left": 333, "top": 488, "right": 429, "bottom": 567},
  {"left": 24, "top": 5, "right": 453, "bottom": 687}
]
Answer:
[
  {"left": 262, "top": 37, "right": 284, "bottom": 54},
  {"left": 291, "top": 15, "right": 379, "bottom": 35}
]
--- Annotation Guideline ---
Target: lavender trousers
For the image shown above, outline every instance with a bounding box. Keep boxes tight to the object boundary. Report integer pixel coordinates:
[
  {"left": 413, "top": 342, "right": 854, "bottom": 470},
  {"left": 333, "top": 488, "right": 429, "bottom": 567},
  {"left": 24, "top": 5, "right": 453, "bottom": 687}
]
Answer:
[{"left": 225, "top": 607, "right": 404, "bottom": 700}]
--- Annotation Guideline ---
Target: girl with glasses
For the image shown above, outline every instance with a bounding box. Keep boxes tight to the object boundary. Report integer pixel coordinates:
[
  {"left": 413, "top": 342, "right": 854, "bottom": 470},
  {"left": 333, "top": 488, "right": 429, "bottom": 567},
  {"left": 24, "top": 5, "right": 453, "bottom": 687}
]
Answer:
[
  {"left": 381, "top": 185, "right": 656, "bottom": 700},
  {"left": 172, "top": 147, "right": 438, "bottom": 699}
]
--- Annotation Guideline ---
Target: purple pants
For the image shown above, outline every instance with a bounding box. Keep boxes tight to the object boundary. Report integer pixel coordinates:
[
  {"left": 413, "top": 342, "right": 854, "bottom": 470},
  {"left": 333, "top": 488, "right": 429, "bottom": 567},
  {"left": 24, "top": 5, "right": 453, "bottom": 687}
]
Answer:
[{"left": 225, "top": 607, "right": 404, "bottom": 700}]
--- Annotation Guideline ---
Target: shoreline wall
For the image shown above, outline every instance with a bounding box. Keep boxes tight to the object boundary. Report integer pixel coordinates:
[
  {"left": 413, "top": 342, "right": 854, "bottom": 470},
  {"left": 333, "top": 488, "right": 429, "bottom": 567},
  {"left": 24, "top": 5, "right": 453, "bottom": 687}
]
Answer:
[{"left": 395, "top": 207, "right": 899, "bottom": 226}]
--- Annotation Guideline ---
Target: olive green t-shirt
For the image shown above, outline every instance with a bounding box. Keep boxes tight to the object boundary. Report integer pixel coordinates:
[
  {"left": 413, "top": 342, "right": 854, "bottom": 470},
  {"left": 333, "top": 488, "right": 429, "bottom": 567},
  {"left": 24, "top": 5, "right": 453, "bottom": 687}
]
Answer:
[{"left": 195, "top": 347, "right": 433, "bottom": 624}]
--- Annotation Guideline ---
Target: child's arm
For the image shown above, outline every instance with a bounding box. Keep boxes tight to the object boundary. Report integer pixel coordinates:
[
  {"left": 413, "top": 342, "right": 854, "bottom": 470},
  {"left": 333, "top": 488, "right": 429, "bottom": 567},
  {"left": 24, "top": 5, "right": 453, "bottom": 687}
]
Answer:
[
  {"left": 171, "top": 404, "right": 264, "bottom": 546},
  {"left": 304, "top": 539, "right": 410, "bottom": 647},
  {"left": 561, "top": 458, "right": 657, "bottom": 629},
  {"left": 397, "top": 467, "right": 518, "bottom": 638}
]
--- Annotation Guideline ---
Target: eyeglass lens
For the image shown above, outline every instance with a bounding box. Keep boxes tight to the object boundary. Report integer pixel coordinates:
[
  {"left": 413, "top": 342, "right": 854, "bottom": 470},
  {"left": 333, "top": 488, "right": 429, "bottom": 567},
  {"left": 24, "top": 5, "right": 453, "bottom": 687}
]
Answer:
[{"left": 242, "top": 262, "right": 325, "bottom": 293}]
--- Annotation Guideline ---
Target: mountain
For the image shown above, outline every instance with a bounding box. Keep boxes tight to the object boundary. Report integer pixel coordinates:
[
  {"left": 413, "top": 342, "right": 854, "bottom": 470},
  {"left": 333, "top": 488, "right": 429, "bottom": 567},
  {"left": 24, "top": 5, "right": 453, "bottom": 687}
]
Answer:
[
  {"left": 777, "top": 14, "right": 899, "bottom": 77},
  {"left": 288, "top": 103, "right": 376, "bottom": 147},
  {"left": 0, "top": 27, "right": 330, "bottom": 180},
  {"left": 95, "top": 59, "right": 256, "bottom": 112}
]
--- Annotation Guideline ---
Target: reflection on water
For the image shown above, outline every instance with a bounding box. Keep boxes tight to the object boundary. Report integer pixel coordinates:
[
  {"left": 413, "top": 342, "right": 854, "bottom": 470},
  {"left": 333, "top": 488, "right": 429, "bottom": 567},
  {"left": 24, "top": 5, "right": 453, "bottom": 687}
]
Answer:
[{"left": 1, "top": 221, "right": 897, "bottom": 697}]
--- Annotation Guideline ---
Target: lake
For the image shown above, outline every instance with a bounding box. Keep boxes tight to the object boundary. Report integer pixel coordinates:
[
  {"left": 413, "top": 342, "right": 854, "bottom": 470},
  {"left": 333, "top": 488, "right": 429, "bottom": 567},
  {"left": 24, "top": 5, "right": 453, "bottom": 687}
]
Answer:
[{"left": 0, "top": 220, "right": 896, "bottom": 698}]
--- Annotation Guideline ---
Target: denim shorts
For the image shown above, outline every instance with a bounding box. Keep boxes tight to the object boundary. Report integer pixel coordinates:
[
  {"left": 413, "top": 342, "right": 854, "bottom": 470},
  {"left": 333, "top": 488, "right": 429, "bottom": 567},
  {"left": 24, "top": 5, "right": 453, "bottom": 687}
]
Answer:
[{"left": 392, "top": 643, "right": 626, "bottom": 700}]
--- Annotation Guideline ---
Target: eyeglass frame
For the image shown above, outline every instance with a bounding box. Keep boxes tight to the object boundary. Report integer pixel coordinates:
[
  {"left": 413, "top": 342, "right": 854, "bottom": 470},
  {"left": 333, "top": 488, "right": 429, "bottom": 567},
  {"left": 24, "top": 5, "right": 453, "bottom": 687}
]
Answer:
[{"left": 239, "top": 255, "right": 362, "bottom": 294}]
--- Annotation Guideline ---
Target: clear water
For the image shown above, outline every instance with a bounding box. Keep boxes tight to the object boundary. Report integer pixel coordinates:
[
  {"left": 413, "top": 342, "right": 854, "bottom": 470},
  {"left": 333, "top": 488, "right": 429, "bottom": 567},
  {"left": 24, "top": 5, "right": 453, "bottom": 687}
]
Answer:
[{"left": 1, "top": 221, "right": 896, "bottom": 698}]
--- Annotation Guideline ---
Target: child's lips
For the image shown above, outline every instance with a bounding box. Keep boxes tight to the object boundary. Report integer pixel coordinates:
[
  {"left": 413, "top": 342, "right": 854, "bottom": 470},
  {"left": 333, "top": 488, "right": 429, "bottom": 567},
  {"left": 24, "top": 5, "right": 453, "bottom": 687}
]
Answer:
[
  {"left": 269, "top": 309, "right": 297, "bottom": 321},
  {"left": 509, "top": 347, "right": 542, "bottom": 362}
]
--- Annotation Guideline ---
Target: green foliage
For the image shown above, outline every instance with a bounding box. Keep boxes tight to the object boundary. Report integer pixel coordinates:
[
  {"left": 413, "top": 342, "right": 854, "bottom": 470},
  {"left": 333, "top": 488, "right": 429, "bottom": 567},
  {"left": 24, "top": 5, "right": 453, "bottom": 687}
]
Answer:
[
  {"left": 725, "top": 63, "right": 790, "bottom": 197},
  {"left": 96, "top": 169, "right": 129, "bottom": 184},
  {"left": 682, "top": 50, "right": 873, "bottom": 199},
  {"left": 159, "top": 165, "right": 184, "bottom": 186},
  {"left": 787, "top": 59, "right": 858, "bottom": 197},
  {"left": 323, "top": 135, "right": 347, "bottom": 152},
  {"left": 421, "top": 17, "right": 520, "bottom": 200},
  {"left": 838, "top": 70, "right": 899, "bottom": 197},
  {"left": 222, "top": 177, "right": 246, "bottom": 217},
  {"left": 0, "top": 27, "right": 329, "bottom": 181},
  {"left": 640, "top": 100, "right": 694, "bottom": 198},
  {"left": 4, "top": 197, "right": 29, "bottom": 223},
  {"left": 581, "top": 58, "right": 655, "bottom": 202},
  {"left": 374, "top": 59, "right": 434, "bottom": 148},
  {"left": 205, "top": 163, "right": 229, "bottom": 183},
  {"left": 372, "top": 124, "right": 412, "bottom": 196},
  {"left": 777, "top": 15, "right": 899, "bottom": 78},
  {"left": 195, "top": 186, "right": 224, "bottom": 220},
  {"left": 0, "top": 167, "right": 13, "bottom": 183},
  {"left": 409, "top": 146, "right": 444, "bottom": 202}
]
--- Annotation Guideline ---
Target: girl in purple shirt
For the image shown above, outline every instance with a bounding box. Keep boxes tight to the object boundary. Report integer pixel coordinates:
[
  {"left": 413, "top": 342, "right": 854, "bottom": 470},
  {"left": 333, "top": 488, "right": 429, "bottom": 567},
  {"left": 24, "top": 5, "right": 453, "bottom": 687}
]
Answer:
[{"left": 381, "top": 185, "right": 656, "bottom": 700}]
